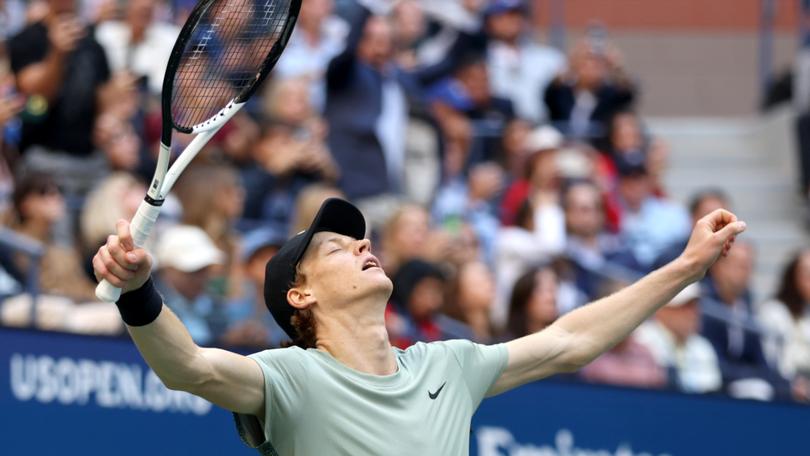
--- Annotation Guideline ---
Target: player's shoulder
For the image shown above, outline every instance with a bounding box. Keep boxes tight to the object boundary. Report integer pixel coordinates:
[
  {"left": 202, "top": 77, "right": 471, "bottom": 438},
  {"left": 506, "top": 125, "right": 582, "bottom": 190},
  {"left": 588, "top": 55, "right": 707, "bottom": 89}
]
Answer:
[
  {"left": 398, "top": 339, "right": 482, "bottom": 363},
  {"left": 248, "top": 346, "right": 315, "bottom": 372}
]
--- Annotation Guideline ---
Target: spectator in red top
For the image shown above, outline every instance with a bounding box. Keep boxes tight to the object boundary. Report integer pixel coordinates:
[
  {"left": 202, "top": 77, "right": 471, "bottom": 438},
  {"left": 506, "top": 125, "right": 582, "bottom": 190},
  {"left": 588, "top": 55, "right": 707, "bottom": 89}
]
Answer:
[
  {"left": 499, "top": 124, "right": 565, "bottom": 228},
  {"left": 579, "top": 334, "right": 668, "bottom": 389}
]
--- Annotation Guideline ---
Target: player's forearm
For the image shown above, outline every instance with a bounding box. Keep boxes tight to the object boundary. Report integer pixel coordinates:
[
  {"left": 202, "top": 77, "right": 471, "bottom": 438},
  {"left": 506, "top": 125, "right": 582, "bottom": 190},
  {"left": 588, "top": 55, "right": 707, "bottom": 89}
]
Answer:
[
  {"left": 116, "top": 281, "right": 214, "bottom": 392},
  {"left": 552, "top": 256, "right": 699, "bottom": 367},
  {"left": 126, "top": 303, "right": 214, "bottom": 391}
]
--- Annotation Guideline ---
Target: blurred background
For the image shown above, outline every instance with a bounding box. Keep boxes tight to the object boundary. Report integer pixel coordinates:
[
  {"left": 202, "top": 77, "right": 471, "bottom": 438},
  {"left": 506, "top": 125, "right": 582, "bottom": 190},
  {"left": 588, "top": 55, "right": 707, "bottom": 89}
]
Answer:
[{"left": 1, "top": 0, "right": 809, "bottom": 453}]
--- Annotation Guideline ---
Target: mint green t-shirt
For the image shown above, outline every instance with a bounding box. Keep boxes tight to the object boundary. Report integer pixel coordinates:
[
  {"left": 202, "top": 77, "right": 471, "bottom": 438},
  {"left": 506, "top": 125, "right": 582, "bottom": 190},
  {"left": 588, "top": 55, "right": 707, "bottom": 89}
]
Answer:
[{"left": 234, "top": 340, "right": 508, "bottom": 456}]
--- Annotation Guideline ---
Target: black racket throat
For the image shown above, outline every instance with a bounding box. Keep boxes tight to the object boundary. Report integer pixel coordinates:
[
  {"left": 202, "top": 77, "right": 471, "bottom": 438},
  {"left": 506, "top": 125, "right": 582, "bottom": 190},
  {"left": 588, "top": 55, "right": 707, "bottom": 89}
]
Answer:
[{"left": 144, "top": 195, "right": 165, "bottom": 207}]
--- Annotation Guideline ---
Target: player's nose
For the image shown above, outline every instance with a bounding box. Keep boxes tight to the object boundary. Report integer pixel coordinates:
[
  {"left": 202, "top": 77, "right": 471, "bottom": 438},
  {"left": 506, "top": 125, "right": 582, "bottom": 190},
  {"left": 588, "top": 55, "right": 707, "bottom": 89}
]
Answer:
[{"left": 354, "top": 238, "right": 371, "bottom": 255}]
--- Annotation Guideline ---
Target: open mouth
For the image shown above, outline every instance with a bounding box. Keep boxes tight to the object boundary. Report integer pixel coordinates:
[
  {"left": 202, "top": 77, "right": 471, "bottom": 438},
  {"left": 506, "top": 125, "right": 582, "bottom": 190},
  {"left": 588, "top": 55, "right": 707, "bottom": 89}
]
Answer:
[{"left": 362, "top": 258, "right": 380, "bottom": 271}]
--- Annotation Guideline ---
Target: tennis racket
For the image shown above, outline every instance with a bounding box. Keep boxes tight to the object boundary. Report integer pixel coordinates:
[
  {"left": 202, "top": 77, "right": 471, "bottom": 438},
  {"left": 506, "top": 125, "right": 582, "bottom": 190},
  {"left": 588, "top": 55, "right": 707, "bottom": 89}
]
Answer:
[{"left": 96, "top": 0, "right": 301, "bottom": 302}]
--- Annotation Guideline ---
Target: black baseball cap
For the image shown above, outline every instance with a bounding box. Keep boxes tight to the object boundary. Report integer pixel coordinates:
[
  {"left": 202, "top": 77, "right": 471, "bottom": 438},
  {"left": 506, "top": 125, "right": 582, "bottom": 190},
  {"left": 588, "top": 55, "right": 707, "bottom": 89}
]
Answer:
[{"left": 263, "top": 198, "right": 366, "bottom": 338}]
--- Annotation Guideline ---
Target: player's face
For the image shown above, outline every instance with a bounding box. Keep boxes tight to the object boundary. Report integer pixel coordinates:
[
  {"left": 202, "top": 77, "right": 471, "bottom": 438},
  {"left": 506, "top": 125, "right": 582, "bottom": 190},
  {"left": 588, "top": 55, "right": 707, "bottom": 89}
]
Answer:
[{"left": 299, "top": 232, "right": 393, "bottom": 310}]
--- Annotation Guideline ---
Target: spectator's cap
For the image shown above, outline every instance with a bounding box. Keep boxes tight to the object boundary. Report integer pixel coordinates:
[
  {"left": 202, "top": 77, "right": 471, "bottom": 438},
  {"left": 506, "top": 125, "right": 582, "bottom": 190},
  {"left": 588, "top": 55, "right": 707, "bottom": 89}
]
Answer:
[
  {"left": 524, "top": 125, "right": 564, "bottom": 152},
  {"left": 264, "top": 198, "right": 366, "bottom": 338},
  {"left": 616, "top": 160, "right": 648, "bottom": 178},
  {"left": 484, "top": 0, "right": 528, "bottom": 17},
  {"left": 392, "top": 259, "right": 446, "bottom": 310},
  {"left": 427, "top": 79, "right": 475, "bottom": 112},
  {"left": 156, "top": 225, "right": 224, "bottom": 272},
  {"left": 614, "top": 150, "right": 647, "bottom": 175},
  {"left": 666, "top": 283, "right": 701, "bottom": 308},
  {"left": 240, "top": 226, "right": 287, "bottom": 262}
]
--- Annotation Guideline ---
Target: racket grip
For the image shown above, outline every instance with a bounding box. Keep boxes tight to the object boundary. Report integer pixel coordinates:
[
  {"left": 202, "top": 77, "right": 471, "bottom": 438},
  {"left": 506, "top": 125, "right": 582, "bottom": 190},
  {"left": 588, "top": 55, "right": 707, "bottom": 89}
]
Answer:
[{"left": 95, "top": 200, "right": 163, "bottom": 303}]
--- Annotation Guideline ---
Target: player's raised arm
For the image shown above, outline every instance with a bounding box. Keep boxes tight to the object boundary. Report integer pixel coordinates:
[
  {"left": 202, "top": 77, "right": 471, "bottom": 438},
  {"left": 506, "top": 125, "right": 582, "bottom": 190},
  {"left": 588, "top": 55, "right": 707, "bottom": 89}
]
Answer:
[
  {"left": 489, "top": 209, "right": 747, "bottom": 395},
  {"left": 93, "top": 220, "right": 265, "bottom": 416}
]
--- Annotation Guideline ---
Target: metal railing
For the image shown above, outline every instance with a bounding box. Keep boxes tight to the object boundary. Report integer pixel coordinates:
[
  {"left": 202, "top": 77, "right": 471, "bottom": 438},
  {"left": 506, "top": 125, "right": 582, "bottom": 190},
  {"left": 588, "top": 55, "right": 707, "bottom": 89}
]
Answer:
[
  {"left": 0, "top": 228, "right": 45, "bottom": 326},
  {"left": 571, "top": 253, "right": 782, "bottom": 343}
]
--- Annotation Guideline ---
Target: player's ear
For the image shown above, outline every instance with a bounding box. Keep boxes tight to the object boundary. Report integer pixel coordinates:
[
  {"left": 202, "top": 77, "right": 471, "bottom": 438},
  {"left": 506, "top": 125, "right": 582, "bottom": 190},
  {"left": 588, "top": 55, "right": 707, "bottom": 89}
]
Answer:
[{"left": 287, "top": 287, "right": 315, "bottom": 310}]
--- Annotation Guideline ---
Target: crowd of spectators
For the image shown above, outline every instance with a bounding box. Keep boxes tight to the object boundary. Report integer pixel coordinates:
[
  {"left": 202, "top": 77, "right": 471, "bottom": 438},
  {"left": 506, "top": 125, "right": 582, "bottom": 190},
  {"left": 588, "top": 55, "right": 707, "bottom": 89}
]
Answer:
[{"left": 0, "top": 0, "right": 808, "bottom": 405}]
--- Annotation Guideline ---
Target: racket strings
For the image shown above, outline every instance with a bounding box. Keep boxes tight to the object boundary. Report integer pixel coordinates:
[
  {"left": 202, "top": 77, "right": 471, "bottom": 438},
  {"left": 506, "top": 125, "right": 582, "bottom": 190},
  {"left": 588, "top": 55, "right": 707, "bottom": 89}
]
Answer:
[{"left": 171, "top": 0, "right": 291, "bottom": 130}]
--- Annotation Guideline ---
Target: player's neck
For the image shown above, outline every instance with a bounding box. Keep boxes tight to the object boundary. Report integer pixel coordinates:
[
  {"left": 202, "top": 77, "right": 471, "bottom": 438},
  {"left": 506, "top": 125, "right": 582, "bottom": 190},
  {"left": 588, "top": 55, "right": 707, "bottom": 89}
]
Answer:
[{"left": 315, "top": 307, "right": 397, "bottom": 376}]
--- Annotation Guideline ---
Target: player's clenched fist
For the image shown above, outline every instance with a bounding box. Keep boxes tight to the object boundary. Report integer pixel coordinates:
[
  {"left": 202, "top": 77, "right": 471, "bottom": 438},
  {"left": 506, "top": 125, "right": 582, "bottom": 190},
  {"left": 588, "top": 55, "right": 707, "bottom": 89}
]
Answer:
[
  {"left": 93, "top": 220, "right": 151, "bottom": 294},
  {"left": 679, "top": 208, "right": 747, "bottom": 281}
]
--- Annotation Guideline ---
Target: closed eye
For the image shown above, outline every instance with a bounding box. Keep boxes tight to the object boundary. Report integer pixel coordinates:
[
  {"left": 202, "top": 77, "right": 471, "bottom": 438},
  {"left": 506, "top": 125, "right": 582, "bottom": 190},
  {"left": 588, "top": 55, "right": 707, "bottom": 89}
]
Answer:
[{"left": 327, "top": 248, "right": 341, "bottom": 255}]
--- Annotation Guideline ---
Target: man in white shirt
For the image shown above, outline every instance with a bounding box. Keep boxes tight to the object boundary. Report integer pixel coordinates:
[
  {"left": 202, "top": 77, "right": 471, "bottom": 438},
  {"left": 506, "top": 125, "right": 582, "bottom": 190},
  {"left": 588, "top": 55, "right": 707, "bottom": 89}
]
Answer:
[
  {"left": 95, "top": 0, "right": 179, "bottom": 95},
  {"left": 274, "top": 0, "right": 348, "bottom": 111},
  {"left": 484, "top": 0, "right": 565, "bottom": 123},
  {"left": 636, "top": 283, "right": 722, "bottom": 393}
]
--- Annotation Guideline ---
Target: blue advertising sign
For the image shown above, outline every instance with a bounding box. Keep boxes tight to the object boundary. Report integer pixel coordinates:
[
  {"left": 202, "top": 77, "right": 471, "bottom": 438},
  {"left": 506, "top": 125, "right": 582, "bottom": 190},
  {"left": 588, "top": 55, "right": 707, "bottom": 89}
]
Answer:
[
  {"left": 472, "top": 379, "right": 810, "bottom": 455},
  {"left": 2, "top": 327, "right": 809, "bottom": 455},
  {"left": 0, "top": 327, "right": 253, "bottom": 455}
]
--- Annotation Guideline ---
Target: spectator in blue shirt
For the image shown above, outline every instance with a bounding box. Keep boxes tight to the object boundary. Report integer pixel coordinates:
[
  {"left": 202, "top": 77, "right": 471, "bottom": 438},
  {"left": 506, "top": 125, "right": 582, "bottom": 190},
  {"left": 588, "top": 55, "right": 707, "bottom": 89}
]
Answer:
[
  {"left": 652, "top": 188, "right": 730, "bottom": 270},
  {"left": 428, "top": 54, "right": 514, "bottom": 167},
  {"left": 432, "top": 161, "right": 503, "bottom": 265},
  {"left": 615, "top": 163, "right": 690, "bottom": 269}
]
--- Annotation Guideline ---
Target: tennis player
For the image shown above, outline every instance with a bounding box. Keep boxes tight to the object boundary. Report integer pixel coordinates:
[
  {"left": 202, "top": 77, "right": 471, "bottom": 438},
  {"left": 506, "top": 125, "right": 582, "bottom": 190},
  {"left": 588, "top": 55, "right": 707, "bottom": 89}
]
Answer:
[{"left": 93, "top": 198, "right": 745, "bottom": 455}]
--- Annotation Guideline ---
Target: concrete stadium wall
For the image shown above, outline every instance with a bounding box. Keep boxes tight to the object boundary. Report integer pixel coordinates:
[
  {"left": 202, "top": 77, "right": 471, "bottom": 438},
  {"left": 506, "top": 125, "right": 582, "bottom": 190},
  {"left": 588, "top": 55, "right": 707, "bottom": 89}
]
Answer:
[{"left": 528, "top": 0, "right": 803, "bottom": 116}]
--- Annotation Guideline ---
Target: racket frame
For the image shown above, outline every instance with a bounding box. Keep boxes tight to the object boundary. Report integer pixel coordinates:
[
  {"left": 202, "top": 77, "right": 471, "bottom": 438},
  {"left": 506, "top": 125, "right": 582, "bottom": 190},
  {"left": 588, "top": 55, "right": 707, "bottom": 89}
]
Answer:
[{"left": 95, "top": 0, "right": 301, "bottom": 303}]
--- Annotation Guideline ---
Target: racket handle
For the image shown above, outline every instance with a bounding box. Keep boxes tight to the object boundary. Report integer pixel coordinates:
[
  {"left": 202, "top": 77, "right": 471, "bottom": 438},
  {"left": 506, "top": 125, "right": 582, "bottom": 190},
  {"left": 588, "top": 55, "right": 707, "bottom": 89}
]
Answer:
[{"left": 95, "top": 200, "right": 163, "bottom": 303}]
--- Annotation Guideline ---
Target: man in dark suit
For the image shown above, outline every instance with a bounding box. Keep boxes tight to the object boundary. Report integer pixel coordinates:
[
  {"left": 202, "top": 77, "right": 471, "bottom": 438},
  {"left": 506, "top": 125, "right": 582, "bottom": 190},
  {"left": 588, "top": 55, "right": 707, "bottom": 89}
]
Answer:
[
  {"left": 543, "top": 40, "right": 636, "bottom": 141},
  {"left": 325, "top": 0, "right": 480, "bottom": 211},
  {"left": 700, "top": 241, "right": 788, "bottom": 400},
  {"left": 325, "top": 1, "right": 422, "bottom": 203}
]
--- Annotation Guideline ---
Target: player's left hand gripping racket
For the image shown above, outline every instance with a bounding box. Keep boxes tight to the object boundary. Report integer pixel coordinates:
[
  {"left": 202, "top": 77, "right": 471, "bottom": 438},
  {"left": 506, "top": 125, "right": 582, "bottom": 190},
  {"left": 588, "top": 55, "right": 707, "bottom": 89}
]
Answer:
[{"left": 96, "top": 0, "right": 301, "bottom": 302}]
